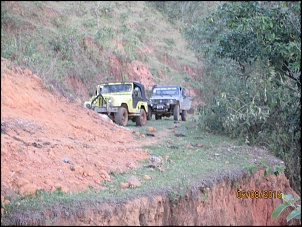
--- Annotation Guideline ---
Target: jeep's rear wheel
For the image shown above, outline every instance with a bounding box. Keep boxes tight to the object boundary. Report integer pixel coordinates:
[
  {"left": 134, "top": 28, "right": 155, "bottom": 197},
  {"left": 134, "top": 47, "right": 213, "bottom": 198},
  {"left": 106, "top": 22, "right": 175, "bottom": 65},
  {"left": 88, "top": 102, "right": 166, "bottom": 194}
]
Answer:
[
  {"left": 136, "top": 109, "right": 147, "bottom": 126},
  {"left": 181, "top": 109, "right": 187, "bottom": 121},
  {"left": 147, "top": 105, "right": 152, "bottom": 120},
  {"left": 115, "top": 107, "right": 128, "bottom": 126},
  {"left": 173, "top": 105, "right": 179, "bottom": 121}
]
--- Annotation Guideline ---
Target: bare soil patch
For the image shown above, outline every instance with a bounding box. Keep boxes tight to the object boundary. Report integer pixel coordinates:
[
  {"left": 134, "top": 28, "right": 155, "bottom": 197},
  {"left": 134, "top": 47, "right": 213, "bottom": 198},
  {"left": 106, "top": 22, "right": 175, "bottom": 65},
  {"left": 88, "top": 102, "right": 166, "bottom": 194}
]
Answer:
[{"left": 1, "top": 58, "right": 159, "bottom": 195}]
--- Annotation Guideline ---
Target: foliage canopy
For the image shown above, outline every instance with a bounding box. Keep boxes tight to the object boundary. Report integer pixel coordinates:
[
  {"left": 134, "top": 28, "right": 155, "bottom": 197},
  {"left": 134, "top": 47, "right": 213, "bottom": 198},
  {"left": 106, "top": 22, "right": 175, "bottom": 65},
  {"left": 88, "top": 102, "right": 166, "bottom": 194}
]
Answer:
[{"left": 184, "top": 1, "right": 301, "bottom": 194}]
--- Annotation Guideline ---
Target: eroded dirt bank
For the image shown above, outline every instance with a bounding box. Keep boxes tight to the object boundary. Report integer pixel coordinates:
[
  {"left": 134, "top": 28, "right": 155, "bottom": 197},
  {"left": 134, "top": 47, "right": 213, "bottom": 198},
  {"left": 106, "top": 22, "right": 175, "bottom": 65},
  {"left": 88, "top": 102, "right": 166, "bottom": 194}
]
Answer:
[{"left": 42, "top": 169, "right": 299, "bottom": 226}]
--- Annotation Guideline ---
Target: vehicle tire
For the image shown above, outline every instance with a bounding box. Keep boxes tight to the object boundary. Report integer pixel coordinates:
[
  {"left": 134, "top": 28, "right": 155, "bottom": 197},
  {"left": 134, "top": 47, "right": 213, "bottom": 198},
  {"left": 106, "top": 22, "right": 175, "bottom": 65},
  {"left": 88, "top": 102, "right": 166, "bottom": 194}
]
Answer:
[
  {"left": 155, "top": 114, "right": 162, "bottom": 120},
  {"left": 136, "top": 109, "right": 147, "bottom": 126},
  {"left": 173, "top": 105, "right": 179, "bottom": 121},
  {"left": 181, "top": 110, "right": 187, "bottom": 121},
  {"left": 147, "top": 105, "right": 152, "bottom": 120},
  {"left": 115, "top": 107, "right": 128, "bottom": 126}
]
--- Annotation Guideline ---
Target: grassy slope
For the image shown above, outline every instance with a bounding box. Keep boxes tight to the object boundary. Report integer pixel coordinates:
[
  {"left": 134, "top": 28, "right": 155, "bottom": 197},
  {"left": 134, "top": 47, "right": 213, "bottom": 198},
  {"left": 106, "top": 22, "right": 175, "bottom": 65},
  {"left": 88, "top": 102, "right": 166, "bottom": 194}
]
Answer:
[{"left": 1, "top": 1, "right": 198, "bottom": 100}]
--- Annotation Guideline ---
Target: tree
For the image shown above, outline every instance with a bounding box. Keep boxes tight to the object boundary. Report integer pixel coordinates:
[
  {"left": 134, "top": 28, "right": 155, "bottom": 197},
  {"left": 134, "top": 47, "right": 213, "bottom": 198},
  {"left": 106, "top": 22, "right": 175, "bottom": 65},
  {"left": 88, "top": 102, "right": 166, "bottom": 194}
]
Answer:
[
  {"left": 185, "top": 1, "right": 300, "bottom": 82},
  {"left": 184, "top": 1, "right": 301, "bottom": 194}
]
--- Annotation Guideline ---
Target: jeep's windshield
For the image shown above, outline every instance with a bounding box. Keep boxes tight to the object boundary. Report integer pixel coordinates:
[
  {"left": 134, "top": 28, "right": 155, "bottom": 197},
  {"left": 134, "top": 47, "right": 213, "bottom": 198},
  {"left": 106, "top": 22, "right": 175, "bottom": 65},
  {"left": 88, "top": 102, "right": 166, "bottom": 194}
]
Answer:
[
  {"left": 100, "top": 84, "right": 132, "bottom": 93},
  {"left": 152, "top": 87, "right": 179, "bottom": 95}
]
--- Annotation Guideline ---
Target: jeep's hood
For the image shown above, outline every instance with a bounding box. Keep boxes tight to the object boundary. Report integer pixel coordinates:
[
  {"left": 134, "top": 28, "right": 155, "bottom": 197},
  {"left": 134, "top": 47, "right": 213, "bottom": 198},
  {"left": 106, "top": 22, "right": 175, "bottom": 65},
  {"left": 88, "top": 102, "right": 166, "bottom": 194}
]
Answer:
[{"left": 90, "top": 93, "right": 131, "bottom": 107}]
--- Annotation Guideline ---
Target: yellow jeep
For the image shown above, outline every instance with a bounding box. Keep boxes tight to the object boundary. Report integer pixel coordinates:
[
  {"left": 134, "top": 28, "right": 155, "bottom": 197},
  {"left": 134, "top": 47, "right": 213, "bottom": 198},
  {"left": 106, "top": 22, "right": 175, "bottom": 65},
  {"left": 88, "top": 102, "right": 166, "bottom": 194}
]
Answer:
[{"left": 84, "top": 81, "right": 149, "bottom": 126}]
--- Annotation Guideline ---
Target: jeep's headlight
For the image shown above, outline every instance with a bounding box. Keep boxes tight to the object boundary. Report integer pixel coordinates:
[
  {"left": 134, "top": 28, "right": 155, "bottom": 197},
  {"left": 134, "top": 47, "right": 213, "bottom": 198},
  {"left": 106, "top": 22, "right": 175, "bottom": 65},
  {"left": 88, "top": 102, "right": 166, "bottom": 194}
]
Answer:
[
  {"left": 108, "top": 97, "right": 113, "bottom": 103},
  {"left": 92, "top": 100, "right": 97, "bottom": 105},
  {"left": 169, "top": 99, "right": 175, "bottom": 104}
]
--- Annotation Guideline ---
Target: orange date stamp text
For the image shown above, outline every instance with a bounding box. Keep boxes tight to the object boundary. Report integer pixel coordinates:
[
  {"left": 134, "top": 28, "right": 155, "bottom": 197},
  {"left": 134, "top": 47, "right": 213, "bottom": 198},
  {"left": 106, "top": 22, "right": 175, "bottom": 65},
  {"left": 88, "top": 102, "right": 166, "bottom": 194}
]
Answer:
[{"left": 236, "top": 189, "right": 282, "bottom": 199}]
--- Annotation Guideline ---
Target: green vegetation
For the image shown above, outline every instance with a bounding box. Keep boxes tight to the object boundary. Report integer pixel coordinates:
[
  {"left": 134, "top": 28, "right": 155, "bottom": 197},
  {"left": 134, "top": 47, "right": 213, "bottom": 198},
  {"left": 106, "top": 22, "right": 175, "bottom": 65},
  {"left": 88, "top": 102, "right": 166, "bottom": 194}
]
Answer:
[
  {"left": 182, "top": 1, "right": 301, "bottom": 195},
  {"left": 272, "top": 193, "right": 301, "bottom": 224},
  {"left": 150, "top": 1, "right": 301, "bottom": 197}
]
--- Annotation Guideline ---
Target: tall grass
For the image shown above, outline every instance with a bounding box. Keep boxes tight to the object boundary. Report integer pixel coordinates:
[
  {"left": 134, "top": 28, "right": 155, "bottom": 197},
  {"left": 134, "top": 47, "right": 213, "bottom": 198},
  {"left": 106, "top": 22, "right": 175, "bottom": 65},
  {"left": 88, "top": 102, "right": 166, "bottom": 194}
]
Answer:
[{"left": 1, "top": 1, "right": 198, "bottom": 102}]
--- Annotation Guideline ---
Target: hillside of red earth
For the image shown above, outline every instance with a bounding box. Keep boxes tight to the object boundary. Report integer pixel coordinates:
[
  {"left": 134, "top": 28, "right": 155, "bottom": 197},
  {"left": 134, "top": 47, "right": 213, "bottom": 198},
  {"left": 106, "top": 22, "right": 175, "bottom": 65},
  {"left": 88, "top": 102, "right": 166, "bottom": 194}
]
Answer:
[{"left": 1, "top": 57, "right": 158, "bottom": 196}]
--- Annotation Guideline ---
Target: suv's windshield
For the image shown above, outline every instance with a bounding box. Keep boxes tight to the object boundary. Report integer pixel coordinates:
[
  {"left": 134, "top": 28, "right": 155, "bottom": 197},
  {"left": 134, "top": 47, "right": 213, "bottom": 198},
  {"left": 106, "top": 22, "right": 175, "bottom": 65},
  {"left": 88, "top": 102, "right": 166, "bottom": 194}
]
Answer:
[
  {"left": 152, "top": 87, "right": 179, "bottom": 95},
  {"left": 100, "top": 84, "right": 132, "bottom": 93}
]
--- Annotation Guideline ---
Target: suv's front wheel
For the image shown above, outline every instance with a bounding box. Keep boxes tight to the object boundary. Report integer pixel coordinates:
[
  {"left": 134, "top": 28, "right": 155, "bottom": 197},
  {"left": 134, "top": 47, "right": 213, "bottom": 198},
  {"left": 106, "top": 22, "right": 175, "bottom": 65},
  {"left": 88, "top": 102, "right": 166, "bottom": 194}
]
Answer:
[
  {"left": 136, "top": 109, "right": 147, "bottom": 126},
  {"left": 181, "top": 110, "right": 187, "bottom": 121},
  {"left": 173, "top": 105, "right": 179, "bottom": 121},
  {"left": 115, "top": 107, "right": 128, "bottom": 126}
]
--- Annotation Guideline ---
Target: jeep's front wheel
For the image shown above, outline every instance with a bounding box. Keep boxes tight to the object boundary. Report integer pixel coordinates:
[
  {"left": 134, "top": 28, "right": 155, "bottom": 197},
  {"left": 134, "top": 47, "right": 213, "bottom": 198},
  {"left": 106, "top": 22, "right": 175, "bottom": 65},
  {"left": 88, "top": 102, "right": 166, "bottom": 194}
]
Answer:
[
  {"left": 136, "top": 109, "right": 147, "bottom": 126},
  {"left": 147, "top": 105, "right": 152, "bottom": 120},
  {"left": 181, "top": 110, "right": 187, "bottom": 121},
  {"left": 173, "top": 105, "right": 179, "bottom": 121},
  {"left": 115, "top": 107, "right": 128, "bottom": 126}
]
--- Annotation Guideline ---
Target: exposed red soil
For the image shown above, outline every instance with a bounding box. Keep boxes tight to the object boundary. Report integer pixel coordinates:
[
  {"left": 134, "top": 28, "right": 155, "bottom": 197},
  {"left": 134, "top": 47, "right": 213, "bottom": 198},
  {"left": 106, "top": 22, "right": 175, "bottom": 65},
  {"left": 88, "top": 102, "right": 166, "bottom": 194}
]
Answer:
[
  {"left": 1, "top": 57, "right": 159, "bottom": 196},
  {"left": 48, "top": 169, "right": 299, "bottom": 226}
]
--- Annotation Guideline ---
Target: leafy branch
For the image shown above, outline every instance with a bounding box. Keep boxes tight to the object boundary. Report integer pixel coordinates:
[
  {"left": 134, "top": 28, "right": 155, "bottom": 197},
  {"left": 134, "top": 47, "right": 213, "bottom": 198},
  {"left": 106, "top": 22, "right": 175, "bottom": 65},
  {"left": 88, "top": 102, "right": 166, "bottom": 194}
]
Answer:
[{"left": 272, "top": 194, "right": 301, "bottom": 223}]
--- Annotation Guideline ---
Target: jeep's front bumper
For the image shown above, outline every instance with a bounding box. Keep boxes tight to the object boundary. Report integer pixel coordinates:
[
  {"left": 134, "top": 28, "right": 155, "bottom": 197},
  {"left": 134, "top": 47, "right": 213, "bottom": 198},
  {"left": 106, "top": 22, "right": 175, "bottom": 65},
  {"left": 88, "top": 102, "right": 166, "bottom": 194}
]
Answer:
[
  {"left": 85, "top": 100, "right": 120, "bottom": 113},
  {"left": 93, "top": 106, "right": 119, "bottom": 113}
]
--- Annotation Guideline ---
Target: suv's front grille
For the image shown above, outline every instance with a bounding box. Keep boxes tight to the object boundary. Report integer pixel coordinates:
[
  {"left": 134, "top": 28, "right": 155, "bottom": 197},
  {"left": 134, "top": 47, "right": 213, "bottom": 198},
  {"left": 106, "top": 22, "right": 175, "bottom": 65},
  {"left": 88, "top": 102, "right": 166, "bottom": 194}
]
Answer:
[{"left": 153, "top": 99, "right": 169, "bottom": 104}]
